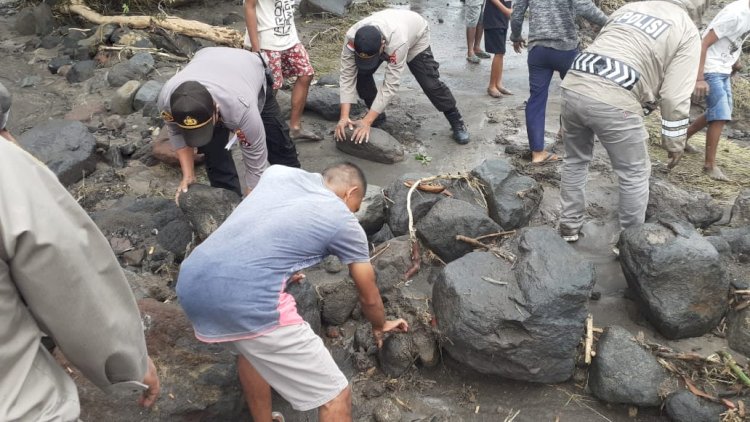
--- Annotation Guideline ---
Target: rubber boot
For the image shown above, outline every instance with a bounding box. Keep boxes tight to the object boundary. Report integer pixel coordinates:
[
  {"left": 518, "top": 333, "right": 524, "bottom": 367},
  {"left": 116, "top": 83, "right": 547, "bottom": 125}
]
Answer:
[{"left": 444, "top": 108, "right": 470, "bottom": 144}]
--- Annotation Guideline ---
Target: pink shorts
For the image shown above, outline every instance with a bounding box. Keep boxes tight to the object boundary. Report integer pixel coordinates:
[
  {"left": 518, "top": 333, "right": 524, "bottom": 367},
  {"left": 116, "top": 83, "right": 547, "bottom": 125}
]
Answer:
[{"left": 264, "top": 43, "right": 315, "bottom": 90}]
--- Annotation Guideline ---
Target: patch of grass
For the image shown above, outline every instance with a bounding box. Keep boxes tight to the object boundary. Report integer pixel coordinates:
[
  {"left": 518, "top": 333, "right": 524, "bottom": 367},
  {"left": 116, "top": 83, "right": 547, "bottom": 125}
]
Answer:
[
  {"left": 645, "top": 112, "right": 750, "bottom": 201},
  {"left": 298, "top": 0, "right": 389, "bottom": 76}
]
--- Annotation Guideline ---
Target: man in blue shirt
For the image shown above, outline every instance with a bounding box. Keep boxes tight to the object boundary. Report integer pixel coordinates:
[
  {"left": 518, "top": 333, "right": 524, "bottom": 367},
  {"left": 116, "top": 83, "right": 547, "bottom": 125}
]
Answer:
[{"left": 177, "top": 162, "right": 408, "bottom": 421}]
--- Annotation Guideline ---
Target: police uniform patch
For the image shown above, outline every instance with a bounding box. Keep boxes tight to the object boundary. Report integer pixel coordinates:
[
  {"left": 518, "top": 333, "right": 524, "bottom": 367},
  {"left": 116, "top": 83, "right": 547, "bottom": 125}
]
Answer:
[{"left": 612, "top": 12, "right": 671, "bottom": 39}]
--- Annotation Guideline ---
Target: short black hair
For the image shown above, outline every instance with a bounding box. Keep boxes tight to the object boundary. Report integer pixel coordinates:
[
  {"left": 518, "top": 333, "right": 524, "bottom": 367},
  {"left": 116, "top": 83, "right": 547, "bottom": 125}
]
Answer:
[{"left": 322, "top": 162, "right": 367, "bottom": 196}]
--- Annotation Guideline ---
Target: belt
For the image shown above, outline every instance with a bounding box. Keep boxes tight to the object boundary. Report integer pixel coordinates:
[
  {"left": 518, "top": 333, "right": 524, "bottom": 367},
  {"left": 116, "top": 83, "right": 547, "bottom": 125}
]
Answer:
[{"left": 571, "top": 52, "right": 640, "bottom": 91}]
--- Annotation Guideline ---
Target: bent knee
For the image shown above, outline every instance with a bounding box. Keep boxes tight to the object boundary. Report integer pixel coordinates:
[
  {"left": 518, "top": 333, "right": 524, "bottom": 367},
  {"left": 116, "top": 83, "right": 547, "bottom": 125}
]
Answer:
[{"left": 321, "top": 385, "right": 351, "bottom": 409}]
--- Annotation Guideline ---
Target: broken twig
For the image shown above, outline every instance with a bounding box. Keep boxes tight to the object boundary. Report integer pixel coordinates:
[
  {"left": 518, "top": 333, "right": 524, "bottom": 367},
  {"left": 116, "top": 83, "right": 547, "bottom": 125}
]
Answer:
[
  {"left": 584, "top": 314, "right": 594, "bottom": 365},
  {"left": 456, "top": 235, "right": 516, "bottom": 263}
]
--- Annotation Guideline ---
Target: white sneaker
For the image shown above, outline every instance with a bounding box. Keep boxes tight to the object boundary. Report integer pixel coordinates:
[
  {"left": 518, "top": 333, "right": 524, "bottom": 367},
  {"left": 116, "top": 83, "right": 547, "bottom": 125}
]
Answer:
[{"left": 562, "top": 233, "right": 579, "bottom": 242}]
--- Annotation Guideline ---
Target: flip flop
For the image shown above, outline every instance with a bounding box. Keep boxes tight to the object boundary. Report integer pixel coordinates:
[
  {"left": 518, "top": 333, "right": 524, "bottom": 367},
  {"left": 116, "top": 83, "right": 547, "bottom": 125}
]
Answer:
[
  {"left": 290, "top": 128, "right": 323, "bottom": 142},
  {"left": 530, "top": 152, "right": 560, "bottom": 165},
  {"left": 466, "top": 55, "right": 481, "bottom": 64},
  {"left": 474, "top": 50, "right": 491, "bottom": 59},
  {"left": 487, "top": 88, "right": 503, "bottom": 98}
]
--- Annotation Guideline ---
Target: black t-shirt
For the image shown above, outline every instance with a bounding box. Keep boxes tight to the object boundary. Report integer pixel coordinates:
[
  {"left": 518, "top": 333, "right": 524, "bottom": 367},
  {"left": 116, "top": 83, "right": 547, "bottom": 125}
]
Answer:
[{"left": 483, "top": 0, "right": 512, "bottom": 30}]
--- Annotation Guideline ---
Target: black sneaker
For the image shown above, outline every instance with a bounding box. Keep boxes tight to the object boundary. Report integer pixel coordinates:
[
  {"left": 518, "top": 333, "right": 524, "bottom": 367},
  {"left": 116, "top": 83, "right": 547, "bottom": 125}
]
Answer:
[{"left": 452, "top": 123, "right": 470, "bottom": 144}]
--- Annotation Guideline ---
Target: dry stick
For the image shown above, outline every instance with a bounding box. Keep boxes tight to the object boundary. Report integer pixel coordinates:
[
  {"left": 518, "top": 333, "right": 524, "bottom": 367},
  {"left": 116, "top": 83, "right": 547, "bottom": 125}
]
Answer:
[
  {"left": 719, "top": 351, "right": 750, "bottom": 388},
  {"left": 369, "top": 242, "right": 391, "bottom": 261},
  {"left": 584, "top": 314, "right": 594, "bottom": 365},
  {"left": 404, "top": 177, "right": 425, "bottom": 280},
  {"left": 99, "top": 45, "right": 188, "bottom": 61},
  {"left": 456, "top": 235, "right": 517, "bottom": 263},
  {"left": 475, "top": 230, "right": 516, "bottom": 241}
]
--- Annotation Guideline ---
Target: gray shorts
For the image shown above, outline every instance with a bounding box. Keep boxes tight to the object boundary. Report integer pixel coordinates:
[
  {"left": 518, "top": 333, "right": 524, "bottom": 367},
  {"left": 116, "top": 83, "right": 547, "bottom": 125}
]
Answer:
[
  {"left": 465, "top": 0, "right": 485, "bottom": 27},
  {"left": 229, "top": 323, "right": 349, "bottom": 411}
]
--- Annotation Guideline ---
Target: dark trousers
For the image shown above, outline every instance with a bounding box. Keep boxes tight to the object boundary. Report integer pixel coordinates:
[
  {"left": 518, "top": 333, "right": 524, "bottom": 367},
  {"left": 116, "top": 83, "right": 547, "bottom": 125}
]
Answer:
[
  {"left": 199, "top": 81, "right": 300, "bottom": 196},
  {"left": 526, "top": 46, "right": 578, "bottom": 152},
  {"left": 356, "top": 47, "right": 457, "bottom": 113}
]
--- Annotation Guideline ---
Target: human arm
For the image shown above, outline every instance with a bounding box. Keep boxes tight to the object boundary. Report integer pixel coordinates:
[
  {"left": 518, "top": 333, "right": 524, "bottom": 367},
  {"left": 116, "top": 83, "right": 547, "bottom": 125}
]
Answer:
[
  {"left": 175, "top": 146, "right": 196, "bottom": 205},
  {"left": 337, "top": 40, "right": 359, "bottom": 141},
  {"left": 661, "top": 31, "right": 701, "bottom": 168},
  {"left": 335, "top": 103, "right": 355, "bottom": 142},
  {"left": 0, "top": 128, "right": 18, "bottom": 144},
  {"left": 243, "top": 0, "right": 261, "bottom": 52},
  {"left": 732, "top": 60, "right": 743, "bottom": 76},
  {"left": 349, "top": 262, "right": 408, "bottom": 347},
  {"left": 509, "top": 0, "right": 528, "bottom": 45},
  {"left": 236, "top": 112, "right": 269, "bottom": 193},
  {"left": 488, "top": 0, "right": 512, "bottom": 17},
  {"left": 573, "top": 0, "right": 608, "bottom": 27},
  {"left": 694, "top": 29, "right": 720, "bottom": 98},
  {"left": 0, "top": 142, "right": 159, "bottom": 405}
]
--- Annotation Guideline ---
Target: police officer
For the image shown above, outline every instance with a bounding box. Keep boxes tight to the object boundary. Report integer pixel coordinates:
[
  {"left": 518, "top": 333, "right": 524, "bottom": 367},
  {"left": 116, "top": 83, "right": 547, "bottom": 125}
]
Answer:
[
  {"left": 158, "top": 47, "right": 300, "bottom": 202},
  {"left": 558, "top": 0, "right": 709, "bottom": 242},
  {"left": 335, "top": 9, "right": 471, "bottom": 145}
]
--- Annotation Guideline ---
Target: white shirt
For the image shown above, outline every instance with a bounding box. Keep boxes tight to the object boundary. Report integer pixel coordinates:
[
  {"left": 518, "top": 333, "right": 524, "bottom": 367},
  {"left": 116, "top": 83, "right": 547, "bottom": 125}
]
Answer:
[
  {"left": 243, "top": 0, "right": 300, "bottom": 51},
  {"left": 704, "top": 0, "right": 750, "bottom": 74}
]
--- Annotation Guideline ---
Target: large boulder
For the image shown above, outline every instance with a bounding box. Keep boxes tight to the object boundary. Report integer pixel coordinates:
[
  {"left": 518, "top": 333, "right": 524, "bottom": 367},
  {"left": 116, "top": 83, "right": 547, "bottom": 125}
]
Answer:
[
  {"left": 471, "top": 159, "right": 543, "bottom": 230},
  {"left": 18, "top": 120, "right": 96, "bottom": 186},
  {"left": 619, "top": 220, "right": 728, "bottom": 339},
  {"left": 589, "top": 326, "right": 670, "bottom": 407},
  {"left": 304, "top": 85, "right": 365, "bottom": 121},
  {"left": 336, "top": 128, "right": 404, "bottom": 164},
  {"left": 646, "top": 178, "right": 723, "bottom": 229},
  {"left": 716, "top": 227, "right": 750, "bottom": 256},
  {"left": 378, "top": 334, "right": 414, "bottom": 377},
  {"left": 384, "top": 174, "right": 485, "bottom": 236},
  {"left": 665, "top": 390, "right": 725, "bottom": 422},
  {"left": 133, "top": 80, "right": 163, "bottom": 111},
  {"left": 285, "top": 281, "right": 322, "bottom": 336},
  {"left": 355, "top": 184, "right": 386, "bottom": 235},
  {"left": 417, "top": 198, "right": 502, "bottom": 263},
  {"left": 299, "top": 0, "right": 354, "bottom": 16},
  {"left": 371, "top": 235, "right": 411, "bottom": 291},
  {"left": 731, "top": 189, "right": 750, "bottom": 227},
  {"left": 433, "top": 227, "right": 595, "bottom": 383},
  {"left": 66, "top": 60, "right": 97, "bottom": 83},
  {"left": 178, "top": 184, "right": 241, "bottom": 241},
  {"left": 317, "top": 277, "right": 358, "bottom": 326}
]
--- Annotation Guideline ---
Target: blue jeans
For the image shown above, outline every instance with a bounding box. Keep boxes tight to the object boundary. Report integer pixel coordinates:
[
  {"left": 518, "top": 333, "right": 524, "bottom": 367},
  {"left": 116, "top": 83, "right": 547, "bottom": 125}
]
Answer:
[
  {"left": 526, "top": 46, "right": 578, "bottom": 152},
  {"left": 705, "top": 72, "right": 733, "bottom": 122}
]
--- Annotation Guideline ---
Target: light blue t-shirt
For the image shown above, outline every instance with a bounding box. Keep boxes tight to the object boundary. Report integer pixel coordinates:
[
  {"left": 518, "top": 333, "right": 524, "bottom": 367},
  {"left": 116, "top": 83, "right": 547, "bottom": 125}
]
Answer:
[{"left": 176, "top": 165, "right": 370, "bottom": 342}]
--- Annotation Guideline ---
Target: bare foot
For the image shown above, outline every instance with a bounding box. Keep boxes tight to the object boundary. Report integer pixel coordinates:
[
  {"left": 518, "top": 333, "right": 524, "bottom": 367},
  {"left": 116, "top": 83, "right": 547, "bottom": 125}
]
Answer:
[
  {"left": 531, "top": 151, "right": 560, "bottom": 165},
  {"left": 703, "top": 166, "right": 730, "bottom": 182},
  {"left": 290, "top": 128, "right": 323, "bottom": 142},
  {"left": 684, "top": 143, "right": 700, "bottom": 154},
  {"left": 496, "top": 85, "right": 513, "bottom": 95},
  {"left": 487, "top": 87, "right": 503, "bottom": 98}
]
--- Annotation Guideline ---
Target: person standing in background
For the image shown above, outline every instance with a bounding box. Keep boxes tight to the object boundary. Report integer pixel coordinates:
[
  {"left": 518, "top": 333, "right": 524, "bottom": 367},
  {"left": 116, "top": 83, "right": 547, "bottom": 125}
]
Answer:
[
  {"left": 465, "top": 0, "right": 491, "bottom": 64},
  {"left": 484, "top": 0, "right": 513, "bottom": 98}
]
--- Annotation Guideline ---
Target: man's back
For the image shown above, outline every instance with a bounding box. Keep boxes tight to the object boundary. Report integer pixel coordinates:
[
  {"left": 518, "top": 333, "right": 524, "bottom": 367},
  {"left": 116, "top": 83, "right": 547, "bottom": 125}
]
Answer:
[
  {"left": 510, "top": 0, "right": 608, "bottom": 50},
  {"left": 177, "top": 165, "right": 369, "bottom": 342}
]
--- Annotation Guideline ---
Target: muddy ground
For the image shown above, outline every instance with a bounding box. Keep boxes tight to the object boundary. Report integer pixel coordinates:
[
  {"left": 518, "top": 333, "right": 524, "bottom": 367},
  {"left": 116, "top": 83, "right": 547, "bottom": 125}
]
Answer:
[{"left": 2, "top": 0, "right": 750, "bottom": 421}]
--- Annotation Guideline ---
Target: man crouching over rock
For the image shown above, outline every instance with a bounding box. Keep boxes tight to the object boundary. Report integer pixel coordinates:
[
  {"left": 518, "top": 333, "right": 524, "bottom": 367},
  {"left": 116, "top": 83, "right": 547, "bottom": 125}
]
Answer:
[{"left": 177, "top": 162, "right": 408, "bottom": 421}]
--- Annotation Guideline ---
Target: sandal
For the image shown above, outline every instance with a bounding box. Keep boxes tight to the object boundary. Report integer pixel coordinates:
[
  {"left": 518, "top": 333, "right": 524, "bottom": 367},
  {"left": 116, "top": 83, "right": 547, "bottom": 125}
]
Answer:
[
  {"left": 466, "top": 55, "right": 481, "bottom": 64},
  {"left": 530, "top": 152, "right": 560, "bottom": 165},
  {"left": 474, "top": 50, "right": 491, "bottom": 59}
]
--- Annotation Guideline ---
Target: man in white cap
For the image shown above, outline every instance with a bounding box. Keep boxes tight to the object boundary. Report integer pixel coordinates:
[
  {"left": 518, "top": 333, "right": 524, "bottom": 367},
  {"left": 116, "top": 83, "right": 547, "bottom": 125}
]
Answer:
[{"left": 558, "top": 0, "right": 710, "bottom": 242}]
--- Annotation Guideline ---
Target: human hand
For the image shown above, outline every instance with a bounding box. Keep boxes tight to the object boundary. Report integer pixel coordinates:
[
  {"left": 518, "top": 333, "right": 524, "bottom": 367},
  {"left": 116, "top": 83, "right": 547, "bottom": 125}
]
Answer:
[
  {"left": 513, "top": 40, "right": 526, "bottom": 54},
  {"left": 693, "top": 80, "right": 709, "bottom": 100},
  {"left": 351, "top": 120, "right": 372, "bottom": 144},
  {"left": 335, "top": 118, "right": 354, "bottom": 141},
  {"left": 372, "top": 318, "right": 409, "bottom": 348},
  {"left": 139, "top": 357, "right": 160, "bottom": 408},
  {"left": 667, "top": 150, "right": 683, "bottom": 169},
  {"left": 175, "top": 176, "right": 195, "bottom": 206}
]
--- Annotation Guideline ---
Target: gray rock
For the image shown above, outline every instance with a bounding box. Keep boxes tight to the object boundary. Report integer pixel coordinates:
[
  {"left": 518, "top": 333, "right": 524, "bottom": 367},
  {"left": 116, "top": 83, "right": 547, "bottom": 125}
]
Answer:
[
  {"left": 619, "top": 220, "right": 728, "bottom": 339},
  {"left": 373, "top": 398, "right": 402, "bottom": 422},
  {"left": 717, "top": 227, "right": 750, "bottom": 256},
  {"left": 177, "top": 183, "right": 241, "bottom": 241},
  {"left": 355, "top": 184, "right": 386, "bottom": 235},
  {"left": 305, "top": 85, "right": 365, "bottom": 121},
  {"left": 705, "top": 236, "right": 731, "bottom": 255},
  {"left": 40, "top": 34, "right": 62, "bottom": 49},
  {"left": 18, "top": 120, "right": 96, "bottom": 186},
  {"left": 336, "top": 127, "right": 405, "bottom": 164},
  {"left": 286, "top": 281, "right": 322, "bottom": 336},
  {"left": 156, "top": 219, "right": 194, "bottom": 257},
  {"left": 589, "top": 326, "right": 670, "bottom": 407},
  {"left": 33, "top": 2, "right": 55, "bottom": 36},
  {"left": 727, "top": 307, "right": 750, "bottom": 357},
  {"left": 316, "top": 73, "right": 340, "bottom": 86},
  {"left": 371, "top": 235, "right": 411, "bottom": 292},
  {"left": 123, "top": 249, "right": 145, "bottom": 266},
  {"left": 111, "top": 29, "right": 154, "bottom": 49},
  {"left": 318, "top": 277, "right": 358, "bottom": 325},
  {"left": 370, "top": 223, "right": 394, "bottom": 245},
  {"left": 103, "top": 114, "right": 126, "bottom": 131},
  {"left": 14, "top": 7, "right": 35, "bottom": 35},
  {"left": 142, "top": 101, "right": 162, "bottom": 121},
  {"left": 110, "top": 80, "right": 141, "bottom": 116},
  {"left": 433, "top": 227, "right": 595, "bottom": 383},
  {"left": 378, "top": 334, "right": 414, "bottom": 377},
  {"left": 20, "top": 75, "right": 41, "bottom": 88},
  {"left": 133, "top": 80, "right": 163, "bottom": 111},
  {"left": 299, "top": 0, "right": 354, "bottom": 16},
  {"left": 107, "top": 62, "right": 141, "bottom": 87},
  {"left": 93, "top": 23, "right": 118, "bottom": 44},
  {"left": 471, "top": 159, "right": 543, "bottom": 230},
  {"left": 322, "top": 255, "right": 344, "bottom": 273},
  {"left": 417, "top": 198, "right": 502, "bottom": 263},
  {"left": 110, "top": 236, "right": 133, "bottom": 255},
  {"left": 107, "top": 145, "right": 125, "bottom": 168},
  {"left": 48, "top": 56, "right": 73, "bottom": 74},
  {"left": 646, "top": 178, "right": 723, "bottom": 229},
  {"left": 128, "top": 52, "right": 155, "bottom": 77},
  {"left": 412, "top": 328, "right": 439, "bottom": 367},
  {"left": 66, "top": 60, "right": 97, "bottom": 83},
  {"left": 665, "top": 390, "right": 724, "bottom": 422},
  {"left": 731, "top": 189, "right": 750, "bottom": 227}
]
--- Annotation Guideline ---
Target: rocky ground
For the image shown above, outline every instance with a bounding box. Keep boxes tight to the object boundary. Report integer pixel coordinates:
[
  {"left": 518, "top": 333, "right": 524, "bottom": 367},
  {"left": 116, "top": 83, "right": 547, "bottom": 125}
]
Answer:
[{"left": 4, "top": 0, "right": 750, "bottom": 421}]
